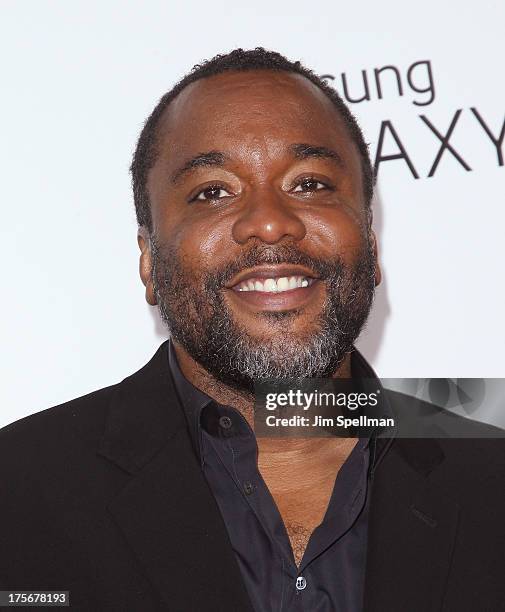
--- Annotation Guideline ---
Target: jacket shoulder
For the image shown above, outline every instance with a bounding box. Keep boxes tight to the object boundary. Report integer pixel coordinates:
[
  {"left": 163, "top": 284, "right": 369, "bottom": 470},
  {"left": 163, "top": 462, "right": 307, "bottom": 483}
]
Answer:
[
  {"left": 0, "top": 342, "right": 171, "bottom": 476},
  {"left": 0, "top": 385, "right": 123, "bottom": 490},
  {"left": 0, "top": 383, "right": 117, "bottom": 448},
  {"left": 0, "top": 341, "right": 171, "bottom": 445}
]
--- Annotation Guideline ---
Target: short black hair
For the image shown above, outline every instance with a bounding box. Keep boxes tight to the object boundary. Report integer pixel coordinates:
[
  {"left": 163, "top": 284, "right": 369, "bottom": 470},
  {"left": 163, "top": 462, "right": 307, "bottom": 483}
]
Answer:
[{"left": 130, "top": 47, "right": 374, "bottom": 231}]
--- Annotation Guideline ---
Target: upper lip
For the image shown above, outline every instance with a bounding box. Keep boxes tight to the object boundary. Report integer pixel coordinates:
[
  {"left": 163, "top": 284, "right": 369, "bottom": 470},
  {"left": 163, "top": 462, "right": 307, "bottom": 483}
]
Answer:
[{"left": 225, "top": 265, "right": 319, "bottom": 289}]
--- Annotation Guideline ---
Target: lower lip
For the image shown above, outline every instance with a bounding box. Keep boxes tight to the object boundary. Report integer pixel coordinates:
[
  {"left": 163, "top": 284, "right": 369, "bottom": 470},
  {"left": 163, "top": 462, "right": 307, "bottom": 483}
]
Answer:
[{"left": 225, "top": 280, "right": 322, "bottom": 311}]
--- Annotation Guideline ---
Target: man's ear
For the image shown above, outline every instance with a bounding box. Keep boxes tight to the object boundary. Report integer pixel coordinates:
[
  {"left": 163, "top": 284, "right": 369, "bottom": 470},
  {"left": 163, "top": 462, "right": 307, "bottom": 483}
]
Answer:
[
  {"left": 137, "top": 227, "right": 157, "bottom": 306},
  {"left": 370, "top": 229, "right": 382, "bottom": 287}
]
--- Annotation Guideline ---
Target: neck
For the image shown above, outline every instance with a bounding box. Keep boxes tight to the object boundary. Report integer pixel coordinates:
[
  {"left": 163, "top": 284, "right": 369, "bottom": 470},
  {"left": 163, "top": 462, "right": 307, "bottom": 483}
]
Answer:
[
  {"left": 171, "top": 338, "right": 353, "bottom": 431},
  {"left": 172, "top": 339, "right": 357, "bottom": 476}
]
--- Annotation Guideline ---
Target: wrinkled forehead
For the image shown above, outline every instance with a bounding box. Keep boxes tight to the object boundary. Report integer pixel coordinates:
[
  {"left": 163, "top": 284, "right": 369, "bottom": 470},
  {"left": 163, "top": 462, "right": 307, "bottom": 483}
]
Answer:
[{"left": 154, "top": 70, "right": 359, "bottom": 162}]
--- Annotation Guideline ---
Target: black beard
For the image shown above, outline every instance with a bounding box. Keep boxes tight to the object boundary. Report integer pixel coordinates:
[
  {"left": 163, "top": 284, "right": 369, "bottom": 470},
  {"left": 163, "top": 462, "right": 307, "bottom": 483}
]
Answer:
[{"left": 151, "top": 238, "right": 376, "bottom": 393}]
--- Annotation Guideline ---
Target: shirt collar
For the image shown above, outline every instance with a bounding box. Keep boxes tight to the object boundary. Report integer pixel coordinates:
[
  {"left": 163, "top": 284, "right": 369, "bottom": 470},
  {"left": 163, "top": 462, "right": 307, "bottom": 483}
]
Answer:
[{"left": 167, "top": 338, "right": 394, "bottom": 467}]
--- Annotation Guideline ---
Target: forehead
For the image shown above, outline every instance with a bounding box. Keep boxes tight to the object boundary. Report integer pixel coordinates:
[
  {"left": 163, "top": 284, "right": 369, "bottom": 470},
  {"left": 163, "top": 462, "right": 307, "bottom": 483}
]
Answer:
[{"left": 155, "top": 70, "right": 358, "bottom": 163}]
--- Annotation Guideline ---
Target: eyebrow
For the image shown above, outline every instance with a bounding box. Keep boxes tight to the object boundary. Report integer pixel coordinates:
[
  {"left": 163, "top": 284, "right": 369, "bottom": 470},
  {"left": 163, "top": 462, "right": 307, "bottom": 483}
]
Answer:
[
  {"left": 290, "top": 143, "right": 345, "bottom": 167},
  {"left": 170, "top": 142, "right": 345, "bottom": 185},
  {"left": 171, "top": 151, "right": 228, "bottom": 185}
]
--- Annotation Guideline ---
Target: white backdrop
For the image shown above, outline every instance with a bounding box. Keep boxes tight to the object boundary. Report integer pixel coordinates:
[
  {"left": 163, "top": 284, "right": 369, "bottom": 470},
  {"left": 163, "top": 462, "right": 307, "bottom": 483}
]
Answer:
[{"left": 1, "top": 1, "right": 504, "bottom": 428}]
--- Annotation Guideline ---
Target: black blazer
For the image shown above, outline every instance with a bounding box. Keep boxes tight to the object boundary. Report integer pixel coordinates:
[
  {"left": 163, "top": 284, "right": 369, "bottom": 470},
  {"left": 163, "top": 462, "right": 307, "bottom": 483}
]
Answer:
[{"left": 1, "top": 341, "right": 504, "bottom": 611}]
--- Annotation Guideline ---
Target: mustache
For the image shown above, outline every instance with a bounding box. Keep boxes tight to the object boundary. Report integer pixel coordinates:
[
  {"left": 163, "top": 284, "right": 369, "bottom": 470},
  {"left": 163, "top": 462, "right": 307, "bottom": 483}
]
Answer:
[{"left": 206, "top": 243, "right": 351, "bottom": 291}]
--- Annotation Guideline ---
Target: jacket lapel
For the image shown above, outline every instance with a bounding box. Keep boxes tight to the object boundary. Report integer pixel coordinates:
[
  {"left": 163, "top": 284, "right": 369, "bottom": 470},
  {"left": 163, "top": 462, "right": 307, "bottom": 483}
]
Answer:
[
  {"left": 97, "top": 341, "right": 254, "bottom": 612},
  {"left": 363, "top": 434, "right": 460, "bottom": 612}
]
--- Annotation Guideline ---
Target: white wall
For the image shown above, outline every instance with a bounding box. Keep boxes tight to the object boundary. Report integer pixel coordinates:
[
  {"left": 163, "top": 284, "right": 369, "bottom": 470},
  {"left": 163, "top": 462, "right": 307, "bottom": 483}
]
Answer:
[{"left": 1, "top": 0, "right": 503, "bottom": 428}]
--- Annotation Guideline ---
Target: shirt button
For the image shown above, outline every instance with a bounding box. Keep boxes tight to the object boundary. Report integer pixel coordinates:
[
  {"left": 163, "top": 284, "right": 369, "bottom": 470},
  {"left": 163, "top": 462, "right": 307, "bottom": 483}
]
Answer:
[
  {"left": 243, "top": 481, "right": 254, "bottom": 495},
  {"left": 219, "top": 415, "right": 233, "bottom": 429},
  {"left": 295, "top": 576, "right": 307, "bottom": 590}
]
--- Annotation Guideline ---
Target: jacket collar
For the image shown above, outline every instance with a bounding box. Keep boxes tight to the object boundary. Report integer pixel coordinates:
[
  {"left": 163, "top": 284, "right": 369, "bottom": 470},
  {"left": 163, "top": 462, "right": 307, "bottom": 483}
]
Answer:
[{"left": 97, "top": 340, "right": 186, "bottom": 475}]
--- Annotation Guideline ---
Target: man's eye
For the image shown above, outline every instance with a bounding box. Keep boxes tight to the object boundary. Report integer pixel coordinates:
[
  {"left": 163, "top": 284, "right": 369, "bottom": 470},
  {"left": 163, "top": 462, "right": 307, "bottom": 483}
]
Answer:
[
  {"left": 292, "top": 178, "right": 330, "bottom": 193},
  {"left": 192, "top": 185, "right": 231, "bottom": 202}
]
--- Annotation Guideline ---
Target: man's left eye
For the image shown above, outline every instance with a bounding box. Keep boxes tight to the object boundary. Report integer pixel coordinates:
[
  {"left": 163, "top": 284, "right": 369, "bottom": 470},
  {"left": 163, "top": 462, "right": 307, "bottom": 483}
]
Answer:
[
  {"left": 193, "top": 185, "right": 231, "bottom": 201},
  {"left": 292, "top": 179, "right": 329, "bottom": 193}
]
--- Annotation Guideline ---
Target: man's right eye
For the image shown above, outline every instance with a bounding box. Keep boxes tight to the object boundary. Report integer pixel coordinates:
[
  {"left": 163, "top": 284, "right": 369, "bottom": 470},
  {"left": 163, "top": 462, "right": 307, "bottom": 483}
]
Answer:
[{"left": 191, "top": 185, "right": 232, "bottom": 202}]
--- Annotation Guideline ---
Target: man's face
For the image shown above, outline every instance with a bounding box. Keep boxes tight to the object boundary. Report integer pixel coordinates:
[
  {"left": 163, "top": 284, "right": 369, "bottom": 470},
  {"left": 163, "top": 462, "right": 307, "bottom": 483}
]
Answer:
[{"left": 140, "top": 70, "right": 381, "bottom": 392}]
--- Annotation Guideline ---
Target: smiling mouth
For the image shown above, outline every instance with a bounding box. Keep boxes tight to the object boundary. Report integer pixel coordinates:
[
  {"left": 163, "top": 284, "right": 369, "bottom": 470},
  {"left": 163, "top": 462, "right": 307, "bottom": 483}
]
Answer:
[
  {"left": 225, "top": 273, "right": 322, "bottom": 312},
  {"left": 232, "top": 275, "right": 317, "bottom": 293}
]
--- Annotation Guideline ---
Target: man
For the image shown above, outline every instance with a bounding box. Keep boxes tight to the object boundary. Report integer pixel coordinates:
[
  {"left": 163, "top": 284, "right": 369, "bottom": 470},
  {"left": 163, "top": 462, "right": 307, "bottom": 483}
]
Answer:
[{"left": 1, "top": 48, "right": 504, "bottom": 612}]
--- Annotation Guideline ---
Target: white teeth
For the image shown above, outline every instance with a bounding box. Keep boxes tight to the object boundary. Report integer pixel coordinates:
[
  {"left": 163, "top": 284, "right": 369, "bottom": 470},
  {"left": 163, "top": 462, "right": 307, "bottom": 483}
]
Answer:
[
  {"left": 264, "top": 278, "right": 277, "bottom": 292},
  {"left": 236, "top": 275, "right": 313, "bottom": 293},
  {"left": 277, "top": 277, "right": 289, "bottom": 291}
]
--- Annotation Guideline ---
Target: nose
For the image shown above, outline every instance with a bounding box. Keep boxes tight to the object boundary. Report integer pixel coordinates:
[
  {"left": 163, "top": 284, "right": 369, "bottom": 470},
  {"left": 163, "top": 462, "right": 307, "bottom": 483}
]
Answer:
[{"left": 231, "top": 187, "right": 306, "bottom": 245}]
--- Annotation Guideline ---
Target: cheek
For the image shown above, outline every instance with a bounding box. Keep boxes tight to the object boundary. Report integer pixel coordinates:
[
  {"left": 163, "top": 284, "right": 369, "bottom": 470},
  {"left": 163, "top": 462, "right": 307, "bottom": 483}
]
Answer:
[
  {"left": 195, "top": 220, "right": 228, "bottom": 263},
  {"left": 165, "top": 215, "right": 228, "bottom": 275},
  {"left": 303, "top": 209, "right": 366, "bottom": 261}
]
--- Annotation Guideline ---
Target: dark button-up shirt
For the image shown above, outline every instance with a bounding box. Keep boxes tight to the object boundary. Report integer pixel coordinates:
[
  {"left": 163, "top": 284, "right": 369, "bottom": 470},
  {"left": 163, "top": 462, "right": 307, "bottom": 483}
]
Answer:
[{"left": 167, "top": 339, "right": 393, "bottom": 612}]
